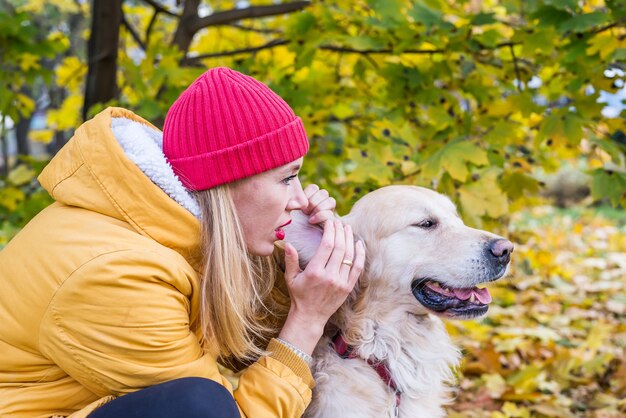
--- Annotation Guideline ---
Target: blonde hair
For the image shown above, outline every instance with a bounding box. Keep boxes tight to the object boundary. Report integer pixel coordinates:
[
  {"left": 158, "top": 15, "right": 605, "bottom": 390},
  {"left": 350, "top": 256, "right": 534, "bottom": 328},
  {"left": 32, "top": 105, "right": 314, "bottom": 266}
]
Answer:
[{"left": 193, "top": 185, "right": 280, "bottom": 361}]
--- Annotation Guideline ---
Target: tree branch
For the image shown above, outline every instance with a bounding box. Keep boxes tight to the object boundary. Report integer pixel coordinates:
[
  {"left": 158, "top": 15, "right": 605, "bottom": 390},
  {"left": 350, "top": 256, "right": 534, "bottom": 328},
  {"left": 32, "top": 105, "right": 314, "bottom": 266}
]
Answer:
[
  {"left": 121, "top": 12, "right": 146, "bottom": 50},
  {"left": 510, "top": 44, "right": 522, "bottom": 93},
  {"left": 190, "top": 1, "right": 310, "bottom": 33},
  {"left": 141, "top": 0, "right": 179, "bottom": 17},
  {"left": 321, "top": 41, "right": 519, "bottom": 55},
  {"left": 593, "top": 17, "right": 626, "bottom": 34},
  {"left": 320, "top": 45, "right": 445, "bottom": 55},
  {"left": 145, "top": 10, "right": 159, "bottom": 46},
  {"left": 182, "top": 38, "right": 527, "bottom": 66},
  {"left": 228, "top": 22, "right": 282, "bottom": 34},
  {"left": 182, "top": 39, "right": 289, "bottom": 65}
]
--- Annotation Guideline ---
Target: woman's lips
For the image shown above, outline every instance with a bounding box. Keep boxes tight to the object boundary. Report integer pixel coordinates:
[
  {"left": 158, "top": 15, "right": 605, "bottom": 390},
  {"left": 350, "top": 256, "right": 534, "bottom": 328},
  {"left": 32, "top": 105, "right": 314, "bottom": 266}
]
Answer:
[{"left": 275, "top": 219, "right": 292, "bottom": 240}]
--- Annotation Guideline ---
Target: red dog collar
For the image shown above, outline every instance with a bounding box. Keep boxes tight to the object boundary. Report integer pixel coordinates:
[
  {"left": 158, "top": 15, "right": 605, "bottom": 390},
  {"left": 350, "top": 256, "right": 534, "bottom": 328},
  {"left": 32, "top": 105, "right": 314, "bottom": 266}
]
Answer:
[{"left": 331, "top": 332, "right": 402, "bottom": 414}]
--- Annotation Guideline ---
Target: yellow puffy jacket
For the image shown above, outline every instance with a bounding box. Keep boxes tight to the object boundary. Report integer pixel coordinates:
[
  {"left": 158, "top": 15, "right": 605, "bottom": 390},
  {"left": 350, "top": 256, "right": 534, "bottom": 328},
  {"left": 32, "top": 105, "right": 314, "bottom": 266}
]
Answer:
[{"left": 0, "top": 108, "right": 313, "bottom": 418}]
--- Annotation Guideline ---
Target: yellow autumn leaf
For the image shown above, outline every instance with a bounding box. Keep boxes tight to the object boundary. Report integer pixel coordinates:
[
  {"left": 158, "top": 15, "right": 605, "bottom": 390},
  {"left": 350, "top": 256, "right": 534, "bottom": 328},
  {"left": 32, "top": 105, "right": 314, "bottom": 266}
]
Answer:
[
  {"left": 0, "top": 187, "right": 25, "bottom": 211},
  {"left": 15, "top": 0, "right": 44, "bottom": 13},
  {"left": 47, "top": 30, "right": 71, "bottom": 50},
  {"left": 502, "top": 401, "right": 531, "bottom": 418},
  {"left": 19, "top": 0, "right": 79, "bottom": 13},
  {"left": 47, "top": 95, "right": 83, "bottom": 131},
  {"left": 458, "top": 169, "right": 509, "bottom": 218},
  {"left": 7, "top": 165, "right": 36, "bottom": 187},
  {"left": 586, "top": 33, "right": 622, "bottom": 60},
  {"left": 15, "top": 94, "right": 36, "bottom": 118},
  {"left": 29, "top": 129, "right": 55, "bottom": 144},
  {"left": 56, "top": 56, "right": 87, "bottom": 90},
  {"left": 484, "top": 373, "right": 507, "bottom": 398},
  {"left": 19, "top": 53, "right": 40, "bottom": 71},
  {"left": 330, "top": 103, "right": 354, "bottom": 119},
  {"left": 400, "top": 160, "right": 418, "bottom": 176},
  {"left": 532, "top": 402, "right": 576, "bottom": 418},
  {"left": 487, "top": 98, "right": 514, "bottom": 117},
  {"left": 426, "top": 106, "right": 454, "bottom": 131},
  {"left": 345, "top": 147, "right": 394, "bottom": 185},
  {"left": 424, "top": 140, "right": 489, "bottom": 181}
]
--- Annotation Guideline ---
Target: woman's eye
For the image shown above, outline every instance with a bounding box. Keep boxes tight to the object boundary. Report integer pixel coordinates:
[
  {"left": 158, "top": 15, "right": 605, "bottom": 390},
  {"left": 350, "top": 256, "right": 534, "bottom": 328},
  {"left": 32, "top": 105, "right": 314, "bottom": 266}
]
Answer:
[{"left": 282, "top": 174, "right": 298, "bottom": 185}]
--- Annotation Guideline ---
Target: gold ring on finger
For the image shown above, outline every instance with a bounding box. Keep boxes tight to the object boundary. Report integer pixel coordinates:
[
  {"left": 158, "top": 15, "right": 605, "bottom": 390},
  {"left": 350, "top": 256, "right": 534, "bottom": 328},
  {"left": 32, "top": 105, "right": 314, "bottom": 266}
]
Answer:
[{"left": 341, "top": 259, "right": 353, "bottom": 267}]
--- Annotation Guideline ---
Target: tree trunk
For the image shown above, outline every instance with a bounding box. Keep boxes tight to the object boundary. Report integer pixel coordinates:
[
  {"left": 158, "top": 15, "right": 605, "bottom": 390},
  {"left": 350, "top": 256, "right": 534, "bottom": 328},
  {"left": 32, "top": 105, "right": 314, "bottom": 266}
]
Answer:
[
  {"left": 0, "top": 117, "right": 8, "bottom": 177},
  {"left": 172, "top": 0, "right": 200, "bottom": 53},
  {"left": 83, "top": 0, "right": 122, "bottom": 121},
  {"left": 15, "top": 116, "right": 31, "bottom": 157},
  {"left": 15, "top": 86, "right": 32, "bottom": 158},
  {"left": 47, "top": 82, "right": 68, "bottom": 156}
]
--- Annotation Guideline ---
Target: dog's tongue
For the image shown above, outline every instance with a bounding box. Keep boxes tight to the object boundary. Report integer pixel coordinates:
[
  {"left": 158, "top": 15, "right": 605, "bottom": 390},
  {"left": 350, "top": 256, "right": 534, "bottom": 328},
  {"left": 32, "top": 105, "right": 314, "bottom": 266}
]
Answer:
[{"left": 453, "top": 287, "right": 492, "bottom": 304}]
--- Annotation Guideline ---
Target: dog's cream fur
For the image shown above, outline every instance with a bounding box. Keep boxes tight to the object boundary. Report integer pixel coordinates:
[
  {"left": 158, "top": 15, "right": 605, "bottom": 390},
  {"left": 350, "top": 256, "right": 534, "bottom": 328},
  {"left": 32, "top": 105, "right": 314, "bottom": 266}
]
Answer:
[{"left": 284, "top": 186, "right": 512, "bottom": 418}]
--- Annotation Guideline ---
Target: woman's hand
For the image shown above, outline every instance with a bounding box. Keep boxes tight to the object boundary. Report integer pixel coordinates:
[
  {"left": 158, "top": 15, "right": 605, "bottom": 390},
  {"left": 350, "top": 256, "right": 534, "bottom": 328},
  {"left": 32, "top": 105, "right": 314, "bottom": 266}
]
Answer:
[
  {"left": 278, "top": 220, "right": 366, "bottom": 355},
  {"left": 302, "top": 184, "right": 336, "bottom": 225}
]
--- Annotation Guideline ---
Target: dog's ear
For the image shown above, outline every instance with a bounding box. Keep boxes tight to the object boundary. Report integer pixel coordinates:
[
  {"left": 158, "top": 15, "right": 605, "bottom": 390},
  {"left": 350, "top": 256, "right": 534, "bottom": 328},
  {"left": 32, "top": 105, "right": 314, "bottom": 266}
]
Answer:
[{"left": 282, "top": 210, "right": 324, "bottom": 269}]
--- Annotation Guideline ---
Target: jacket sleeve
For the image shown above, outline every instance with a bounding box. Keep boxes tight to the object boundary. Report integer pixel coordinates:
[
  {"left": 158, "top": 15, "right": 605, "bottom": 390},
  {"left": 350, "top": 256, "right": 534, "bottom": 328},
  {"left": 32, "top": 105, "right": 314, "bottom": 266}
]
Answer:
[{"left": 39, "top": 249, "right": 314, "bottom": 417}]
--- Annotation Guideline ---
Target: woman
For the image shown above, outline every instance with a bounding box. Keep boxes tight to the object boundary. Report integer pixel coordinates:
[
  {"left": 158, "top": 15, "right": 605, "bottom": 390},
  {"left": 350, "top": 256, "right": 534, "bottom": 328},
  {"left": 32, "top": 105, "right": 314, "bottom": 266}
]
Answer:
[{"left": 0, "top": 67, "right": 365, "bottom": 417}]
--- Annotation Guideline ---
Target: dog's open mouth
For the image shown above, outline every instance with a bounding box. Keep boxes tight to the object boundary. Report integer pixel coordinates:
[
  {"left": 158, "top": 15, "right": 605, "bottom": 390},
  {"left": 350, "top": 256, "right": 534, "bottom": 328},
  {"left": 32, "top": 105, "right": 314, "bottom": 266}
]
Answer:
[{"left": 411, "top": 279, "right": 492, "bottom": 318}]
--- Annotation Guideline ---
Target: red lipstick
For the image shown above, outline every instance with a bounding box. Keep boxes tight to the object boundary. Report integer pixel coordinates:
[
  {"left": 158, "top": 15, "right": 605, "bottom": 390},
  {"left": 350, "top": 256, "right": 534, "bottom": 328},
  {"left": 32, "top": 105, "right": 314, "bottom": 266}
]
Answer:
[{"left": 275, "top": 219, "right": 292, "bottom": 240}]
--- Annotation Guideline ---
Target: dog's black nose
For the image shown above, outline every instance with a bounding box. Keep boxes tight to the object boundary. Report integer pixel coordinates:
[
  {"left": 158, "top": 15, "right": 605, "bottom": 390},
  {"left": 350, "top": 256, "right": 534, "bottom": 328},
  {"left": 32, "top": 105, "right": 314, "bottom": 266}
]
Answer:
[{"left": 488, "top": 239, "right": 514, "bottom": 264}]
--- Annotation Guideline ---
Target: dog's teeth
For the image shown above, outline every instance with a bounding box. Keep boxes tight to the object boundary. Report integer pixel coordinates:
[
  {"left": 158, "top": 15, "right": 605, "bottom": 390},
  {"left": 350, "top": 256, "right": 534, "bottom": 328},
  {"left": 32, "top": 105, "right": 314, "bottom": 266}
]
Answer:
[
  {"left": 469, "top": 294, "right": 476, "bottom": 303},
  {"left": 432, "top": 282, "right": 440, "bottom": 288}
]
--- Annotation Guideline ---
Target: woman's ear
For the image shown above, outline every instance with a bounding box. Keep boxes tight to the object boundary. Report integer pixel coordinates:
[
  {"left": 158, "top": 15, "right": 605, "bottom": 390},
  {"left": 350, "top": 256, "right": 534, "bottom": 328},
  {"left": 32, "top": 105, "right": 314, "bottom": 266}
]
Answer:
[{"left": 282, "top": 210, "right": 326, "bottom": 270}]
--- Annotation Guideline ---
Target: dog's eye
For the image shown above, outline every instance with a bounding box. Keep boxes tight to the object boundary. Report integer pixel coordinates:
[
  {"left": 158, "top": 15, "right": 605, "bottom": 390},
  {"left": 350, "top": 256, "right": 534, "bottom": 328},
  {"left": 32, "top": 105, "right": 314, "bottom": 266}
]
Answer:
[{"left": 413, "top": 220, "right": 437, "bottom": 229}]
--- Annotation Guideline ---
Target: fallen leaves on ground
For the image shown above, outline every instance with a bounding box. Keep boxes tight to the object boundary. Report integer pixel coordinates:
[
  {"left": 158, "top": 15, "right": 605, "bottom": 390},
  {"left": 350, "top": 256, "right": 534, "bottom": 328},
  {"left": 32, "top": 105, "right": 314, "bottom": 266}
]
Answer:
[{"left": 447, "top": 206, "right": 626, "bottom": 417}]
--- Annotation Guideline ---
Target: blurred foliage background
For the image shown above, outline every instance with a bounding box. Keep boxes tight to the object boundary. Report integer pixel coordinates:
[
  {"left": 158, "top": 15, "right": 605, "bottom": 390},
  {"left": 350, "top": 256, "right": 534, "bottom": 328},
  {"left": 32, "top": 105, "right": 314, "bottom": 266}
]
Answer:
[{"left": 0, "top": 0, "right": 624, "bottom": 416}]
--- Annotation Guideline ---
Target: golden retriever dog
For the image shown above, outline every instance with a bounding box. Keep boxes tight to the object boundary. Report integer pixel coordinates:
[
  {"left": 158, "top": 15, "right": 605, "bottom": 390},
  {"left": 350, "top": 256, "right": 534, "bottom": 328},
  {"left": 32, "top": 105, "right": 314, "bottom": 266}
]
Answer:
[{"left": 283, "top": 186, "right": 513, "bottom": 418}]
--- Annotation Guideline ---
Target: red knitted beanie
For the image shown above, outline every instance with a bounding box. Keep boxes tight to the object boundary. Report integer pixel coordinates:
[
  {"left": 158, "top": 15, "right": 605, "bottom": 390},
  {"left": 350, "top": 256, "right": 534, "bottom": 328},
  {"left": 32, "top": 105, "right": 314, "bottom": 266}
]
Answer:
[{"left": 162, "top": 67, "right": 309, "bottom": 190}]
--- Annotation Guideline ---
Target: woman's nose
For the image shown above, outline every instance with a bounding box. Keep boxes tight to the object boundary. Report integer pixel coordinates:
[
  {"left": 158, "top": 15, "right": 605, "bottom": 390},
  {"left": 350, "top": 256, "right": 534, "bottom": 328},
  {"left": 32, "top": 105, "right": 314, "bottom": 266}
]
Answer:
[{"left": 287, "top": 180, "right": 308, "bottom": 211}]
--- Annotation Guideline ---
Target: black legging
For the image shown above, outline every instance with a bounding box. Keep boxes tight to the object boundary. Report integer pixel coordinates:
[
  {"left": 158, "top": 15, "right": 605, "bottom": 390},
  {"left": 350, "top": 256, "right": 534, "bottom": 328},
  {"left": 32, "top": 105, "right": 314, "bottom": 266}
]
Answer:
[{"left": 88, "top": 377, "right": 241, "bottom": 418}]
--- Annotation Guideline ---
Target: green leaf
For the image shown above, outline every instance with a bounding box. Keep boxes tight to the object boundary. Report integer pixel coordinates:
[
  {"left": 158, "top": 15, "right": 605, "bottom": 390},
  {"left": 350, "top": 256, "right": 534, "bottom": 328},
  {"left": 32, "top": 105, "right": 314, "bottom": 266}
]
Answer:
[
  {"left": 591, "top": 137, "right": 626, "bottom": 164},
  {"left": 563, "top": 113, "right": 583, "bottom": 143},
  {"left": 458, "top": 169, "right": 509, "bottom": 219},
  {"left": 611, "top": 48, "right": 626, "bottom": 60},
  {"left": 606, "top": 0, "right": 626, "bottom": 19},
  {"left": 345, "top": 146, "right": 394, "bottom": 185},
  {"left": 475, "top": 29, "right": 501, "bottom": 48},
  {"left": 484, "top": 121, "right": 518, "bottom": 145},
  {"left": 558, "top": 12, "right": 610, "bottom": 33},
  {"left": 424, "top": 139, "right": 489, "bottom": 181},
  {"left": 531, "top": 6, "right": 571, "bottom": 28},
  {"left": 342, "top": 35, "right": 386, "bottom": 50},
  {"left": 287, "top": 11, "right": 316, "bottom": 36},
  {"left": 522, "top": 27, "right": 557, "bottom": 55},
  {"left": 590, "top": 168, "right": 626, "bottom": 207},
  {"left": 409, "top": 1, "right": 444, "bottom": 27},
  {"left": 510, "top": 93, "right": 540, "bottom": 117},
  {"left": 500, "top": 172, "right": 541, "bottom": 200},
  {"left": 535, "top": 112, "right": 584, "bottom": 146},
  {"left": 471, "top": 13, "right": 497, "bottom": 26},
  {"left": 543, "top": 0, "right": 578, "bottom": 11},
  {"left": 367, "top": 0, "right": 405, "bottom": 22}
]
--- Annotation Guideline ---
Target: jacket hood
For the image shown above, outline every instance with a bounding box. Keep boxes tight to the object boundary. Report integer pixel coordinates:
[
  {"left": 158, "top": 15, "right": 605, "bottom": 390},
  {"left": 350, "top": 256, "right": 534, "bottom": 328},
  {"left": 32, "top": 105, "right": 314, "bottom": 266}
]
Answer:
[{"left": 38, "top": 107, "right": 203, "bottom": 270}]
